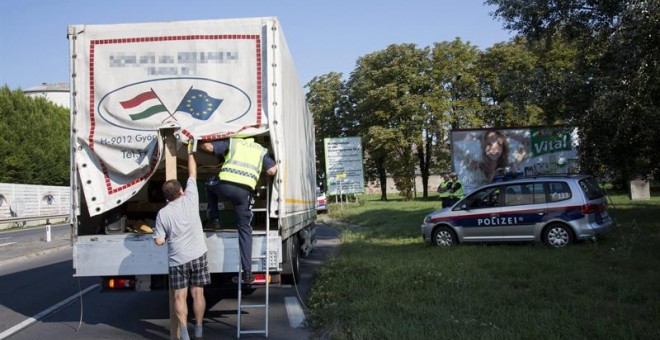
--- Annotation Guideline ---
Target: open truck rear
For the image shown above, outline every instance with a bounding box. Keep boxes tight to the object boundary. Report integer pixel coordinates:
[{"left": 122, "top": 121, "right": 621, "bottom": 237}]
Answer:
[{"left": 68, "top": 17, "right": 317, "bottom": 290}]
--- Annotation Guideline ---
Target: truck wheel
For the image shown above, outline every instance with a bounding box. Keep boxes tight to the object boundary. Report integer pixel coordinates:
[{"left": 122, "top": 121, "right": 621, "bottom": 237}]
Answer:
[
  {"left": 432, "top": 226, "right": 457, "bottom": 246},
  {"left": 543, "top": 223, "right": 573, "bottom": 247},
  {"left": 282, "top": 234, "right": 300, "bottom": 284}
]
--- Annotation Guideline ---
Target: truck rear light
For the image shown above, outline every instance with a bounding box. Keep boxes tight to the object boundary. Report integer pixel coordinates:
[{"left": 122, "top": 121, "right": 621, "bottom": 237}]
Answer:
[
  {"left": 232, "top": 273, "right": 280, "bottom": 285},
  {"left": 253, "top": 273, "right": 271, "bottom": 283},
  {"left": 107, "top": 278, "right": 136, "bottom": 289}
]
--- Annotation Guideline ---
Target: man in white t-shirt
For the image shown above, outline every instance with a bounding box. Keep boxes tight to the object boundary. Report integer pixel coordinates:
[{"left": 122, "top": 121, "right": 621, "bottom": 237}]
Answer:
[{"left": 154, "top": 147, "right": 209, "bottom": 340}]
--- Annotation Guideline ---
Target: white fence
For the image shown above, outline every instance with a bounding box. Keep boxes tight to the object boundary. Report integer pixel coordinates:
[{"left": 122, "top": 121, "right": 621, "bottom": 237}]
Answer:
[{"left": 0, "top": 183, "right": 70, "bottom": 229}]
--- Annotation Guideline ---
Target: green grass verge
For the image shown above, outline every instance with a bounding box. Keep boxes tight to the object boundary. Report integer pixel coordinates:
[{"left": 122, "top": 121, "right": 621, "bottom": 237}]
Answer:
[{"left": 308, "top": 193, "right": 660, "bottom": 339}]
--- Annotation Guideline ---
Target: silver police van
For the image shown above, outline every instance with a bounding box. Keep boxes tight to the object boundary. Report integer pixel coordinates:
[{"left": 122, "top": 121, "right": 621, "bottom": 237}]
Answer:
[{"left": 421, "top": 174, "right": 613, "bottom": 247}]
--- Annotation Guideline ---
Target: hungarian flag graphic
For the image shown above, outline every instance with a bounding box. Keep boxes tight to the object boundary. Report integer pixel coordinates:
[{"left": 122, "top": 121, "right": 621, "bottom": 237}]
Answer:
[
  {"left": 176, "top": 89, "right": 222, "bottom": 121},
  {"left": 120, "top": 90, "right": 167, "bottom": 121}
]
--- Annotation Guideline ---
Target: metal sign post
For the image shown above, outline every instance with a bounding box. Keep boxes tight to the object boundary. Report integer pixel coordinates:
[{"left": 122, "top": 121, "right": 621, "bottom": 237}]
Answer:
[
  {"left": 161, "top": 127, "right": 180, "bottom": 340},
  {"left": 336, "top": 173, "right": 346, "bottom": 208}
]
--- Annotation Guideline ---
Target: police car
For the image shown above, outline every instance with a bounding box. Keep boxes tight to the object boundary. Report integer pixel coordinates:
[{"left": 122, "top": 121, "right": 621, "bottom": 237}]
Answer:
[
  {"left": 316, "top": 187, "right": 328, "bottom": 212},
  {"left": 421, "top": 174, "right": 613, "bottom": 247}
]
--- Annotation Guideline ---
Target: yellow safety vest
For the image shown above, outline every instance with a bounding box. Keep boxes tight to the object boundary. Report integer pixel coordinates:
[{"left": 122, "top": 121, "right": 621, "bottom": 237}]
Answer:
[
  {"left": 439, "top": 181, "right": 453, "bottom": 198},
  {"left": 450, "top": 180, "right": 464, "bottom": 198},
  {"left": 218, "top": 138, "right": 266, "bottom": 190}
]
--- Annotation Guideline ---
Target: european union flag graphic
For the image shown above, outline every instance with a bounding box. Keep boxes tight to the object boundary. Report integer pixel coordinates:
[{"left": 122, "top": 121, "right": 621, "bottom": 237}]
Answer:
[{"left": 176, "top": 89, "right": 222, "bottom": 120}]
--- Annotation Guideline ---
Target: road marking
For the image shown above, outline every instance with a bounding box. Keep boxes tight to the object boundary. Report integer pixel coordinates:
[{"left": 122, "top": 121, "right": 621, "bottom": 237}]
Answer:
[
  {"left": 0, "top": 242, "right": 17, "bottom": 247},
  {"left": 0, "top": 284, "right": 99, "bottom": 339},
  {"left": 284, "top": 296, "right": 305, "bottom": 328}
]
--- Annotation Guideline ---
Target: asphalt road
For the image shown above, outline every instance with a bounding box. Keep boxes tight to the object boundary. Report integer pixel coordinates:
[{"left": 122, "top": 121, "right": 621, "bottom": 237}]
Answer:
[
  {"left": 0, "top": 220, "right": 339, "bottom": 339},
  {"left": 0, "top": 224, "right": 71, "bottom": 264}
]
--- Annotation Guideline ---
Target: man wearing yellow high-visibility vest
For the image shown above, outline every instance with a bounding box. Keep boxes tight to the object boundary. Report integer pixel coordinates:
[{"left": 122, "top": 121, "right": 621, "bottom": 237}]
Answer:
[
  {"left": 200, "top": 138, "right": 277, "bottom": 283},
  {"left": 437, "top": 173, "right": 453, "bottom": 208},
  {"left": 447, "top": 172, "right": 464, "bottom": 206}
]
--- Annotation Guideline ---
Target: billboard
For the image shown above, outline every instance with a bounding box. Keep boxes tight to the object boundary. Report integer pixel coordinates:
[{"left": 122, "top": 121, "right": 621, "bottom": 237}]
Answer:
[
  {"left": 451, "top": 126, "right": 579, "bottom": 194},
  {"left": 324, "top": 137, "right": 365, "bottom": 195}
]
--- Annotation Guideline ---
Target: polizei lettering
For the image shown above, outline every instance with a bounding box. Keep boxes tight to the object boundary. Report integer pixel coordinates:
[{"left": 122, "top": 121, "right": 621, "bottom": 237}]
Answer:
[{"left": 477, "top": 216, "right": 522, "bottom": 226}]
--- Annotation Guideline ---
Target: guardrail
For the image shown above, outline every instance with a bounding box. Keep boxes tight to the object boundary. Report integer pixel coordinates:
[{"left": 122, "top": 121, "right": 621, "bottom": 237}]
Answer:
[{"left": 0, "top": 214, "right": 69, "bottom": 224}]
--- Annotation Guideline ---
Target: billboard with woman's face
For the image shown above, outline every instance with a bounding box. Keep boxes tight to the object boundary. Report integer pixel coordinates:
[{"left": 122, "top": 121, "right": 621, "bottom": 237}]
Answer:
[{"left": 451, "top": 126, "right": 579, "bottom": 194}]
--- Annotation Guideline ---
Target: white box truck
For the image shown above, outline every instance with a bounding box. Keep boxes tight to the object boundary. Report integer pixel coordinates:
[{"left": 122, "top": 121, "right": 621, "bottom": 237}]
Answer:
[{"left": 68, "top": 17, "right": 317, "bottom": 290}]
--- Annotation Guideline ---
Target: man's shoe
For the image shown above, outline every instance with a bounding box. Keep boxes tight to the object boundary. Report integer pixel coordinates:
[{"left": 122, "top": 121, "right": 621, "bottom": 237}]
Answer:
[
  {"left": 194, "top": 324, "right": 203, "bottom": 339},
  {"left": 242, "top": 272, "right": 255, "bottom": 284},
  {"left": 204, "top": 219, "right": 221, "bottom": 230}
]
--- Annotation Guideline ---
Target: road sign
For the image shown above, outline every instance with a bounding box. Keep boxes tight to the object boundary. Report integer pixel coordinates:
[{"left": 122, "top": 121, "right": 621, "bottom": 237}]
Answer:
[{"left": 324, "top": 137, "right": 364, "bottom": 195}]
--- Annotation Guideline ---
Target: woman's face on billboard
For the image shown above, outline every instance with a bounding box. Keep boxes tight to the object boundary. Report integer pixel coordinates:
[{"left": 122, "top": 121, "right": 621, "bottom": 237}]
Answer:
[{"left": 484, "top": 132, "right": 504, "bottom": 161}]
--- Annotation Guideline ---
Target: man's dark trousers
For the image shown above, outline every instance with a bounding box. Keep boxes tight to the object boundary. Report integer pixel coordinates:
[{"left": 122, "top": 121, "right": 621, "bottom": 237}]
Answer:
[{"left": 207, "top": 179, "right": 254, "bottom": 274}]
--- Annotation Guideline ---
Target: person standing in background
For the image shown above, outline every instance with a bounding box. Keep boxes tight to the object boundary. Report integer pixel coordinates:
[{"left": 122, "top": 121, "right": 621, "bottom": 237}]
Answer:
[
  {"left": 437, "top": 173, "right": 453, "bottom": 208},
  {"left": 447, "top": 173, "right": 464, "bottom": 206}
]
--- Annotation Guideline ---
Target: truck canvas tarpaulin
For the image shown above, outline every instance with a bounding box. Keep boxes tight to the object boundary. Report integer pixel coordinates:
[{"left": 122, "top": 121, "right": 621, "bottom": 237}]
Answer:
[
  {"left": 68, "top": 17, "right": 317, "bottom": 282},
  {"left": 69, "top": 17, "right": 315, "bottom": 219}
]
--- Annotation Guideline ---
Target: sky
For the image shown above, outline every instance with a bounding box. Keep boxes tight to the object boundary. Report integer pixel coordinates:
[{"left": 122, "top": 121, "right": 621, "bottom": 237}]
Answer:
[{"left": 0, "top": 0, "right": 513, "bottom": 90}]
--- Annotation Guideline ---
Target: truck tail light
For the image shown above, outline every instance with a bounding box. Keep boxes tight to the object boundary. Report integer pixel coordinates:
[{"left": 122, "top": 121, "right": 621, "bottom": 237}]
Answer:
[
  {"left": 233, "top": 273, "right": 280, "bottom": 285},
  {"left": 106, "top": 277, "right": 136, "bottom": 290}
]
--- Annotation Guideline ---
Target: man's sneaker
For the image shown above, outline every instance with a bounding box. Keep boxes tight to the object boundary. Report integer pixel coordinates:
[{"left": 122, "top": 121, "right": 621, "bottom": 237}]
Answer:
[
  {"left": 194, "top": 324, "right": 203, "bottom": 339},
  {"left": 204, "top": 219, "right": 221, "bottom": 230},
  {"left": 242, "top": 272, "right": 255, "bottom": 284}
]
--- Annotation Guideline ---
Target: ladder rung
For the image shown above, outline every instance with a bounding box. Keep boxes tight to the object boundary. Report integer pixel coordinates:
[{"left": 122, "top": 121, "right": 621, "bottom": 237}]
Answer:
[
  {"left": 238, "top": 180, "right": 270, "bottom": 337},
  {"left": 241, "top": 304, "right": 266, "bottom": 308}
]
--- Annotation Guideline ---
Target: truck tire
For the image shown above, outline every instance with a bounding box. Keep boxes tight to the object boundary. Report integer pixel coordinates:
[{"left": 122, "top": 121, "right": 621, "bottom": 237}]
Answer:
[{"left": 282, "top": 233, "right": 300, "bottom": 284}]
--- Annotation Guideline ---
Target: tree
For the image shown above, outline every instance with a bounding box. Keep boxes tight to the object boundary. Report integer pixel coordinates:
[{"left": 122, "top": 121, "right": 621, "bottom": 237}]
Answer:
[
  {"left": 305, "top": 72, "right": 350, "bottom": 189},
  {"left": 426, "top": 39, "right": 484, "bottom": 183},
  {"left": 486, "top": 0, "right": 660, "bottom": 184},
  {"left": 0, "top": 86, "right": 69, "bottom": 185},
  {"left": 476, "top": 38, "right": 545, "bottom": 126},
  {"left": 347, "top": 44, "right": 432, "bottom": 200},
  {"left": 430, "top": 38, "right": 484, "bottom": 131}
]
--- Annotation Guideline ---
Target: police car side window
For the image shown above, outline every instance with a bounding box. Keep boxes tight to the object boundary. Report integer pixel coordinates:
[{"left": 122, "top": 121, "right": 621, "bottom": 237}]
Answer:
[
  {"left": 531, "top": 183, "right": 546, "bottom": 204},
  {"left": 504, "top": 185, "right": 521, "bottom": 206},
  {"left": 548, "top": 182, "right": 572, "bottom": 202},
  {"left": 505, "top": 183, "right": 546, "bottom": 206}
]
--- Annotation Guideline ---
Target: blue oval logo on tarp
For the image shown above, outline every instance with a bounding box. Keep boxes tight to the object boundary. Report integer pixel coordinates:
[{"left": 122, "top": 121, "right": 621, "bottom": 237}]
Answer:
[{"left": 97, "top": 77, "right": 252, "bottom": 131}]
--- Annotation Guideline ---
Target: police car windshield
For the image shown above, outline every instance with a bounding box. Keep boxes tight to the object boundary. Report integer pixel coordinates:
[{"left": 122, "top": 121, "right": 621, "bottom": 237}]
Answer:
[{"left": 462, "top": 186, "right": 500, "bottom": 209}]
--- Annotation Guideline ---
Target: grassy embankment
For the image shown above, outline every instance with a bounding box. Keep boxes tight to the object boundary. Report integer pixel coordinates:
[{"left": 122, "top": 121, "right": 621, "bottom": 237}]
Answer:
[{"left": 308, "top": 192, "right": 660, "bottom": 339}]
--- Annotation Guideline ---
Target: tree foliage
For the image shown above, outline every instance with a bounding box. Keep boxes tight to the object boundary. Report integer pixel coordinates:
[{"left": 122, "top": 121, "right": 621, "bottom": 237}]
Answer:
[
  {"left": 486, "top": 0, "right": 660, "bottom": 183},
  {"left": 307, "top": 1, "right": 659, "bottom": 197},
  {"left": 347, "top": 44, "right": 432, "bottom": 200},
  {"left": 306, "top": 39, "right": 570, "bottom": 199},
  {"left": 305, "top": 72, "right": 349, "bottom": 188},
  {"left": 430, "top": 38, "right": 484, "bottom": 130},
  {"left": 0, "top": 86, "right": 69, "bottom": 185},
  {"left": 477, "top": 38, "right": 544, "bottom": 126}
]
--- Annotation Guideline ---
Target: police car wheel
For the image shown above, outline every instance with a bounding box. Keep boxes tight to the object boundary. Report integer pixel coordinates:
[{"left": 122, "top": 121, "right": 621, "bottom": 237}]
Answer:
[
  {"left": 543, "top": 223, "right": 573, "bottom": 248},
  {"left": 432, "top": 226, "right": 457, "bottom": 247}
]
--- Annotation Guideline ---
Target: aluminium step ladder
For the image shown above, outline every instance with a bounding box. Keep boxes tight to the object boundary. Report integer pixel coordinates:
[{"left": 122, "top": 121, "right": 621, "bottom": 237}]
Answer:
[{"left": 237, "top": 183, "right": 271, "bottom": 338}]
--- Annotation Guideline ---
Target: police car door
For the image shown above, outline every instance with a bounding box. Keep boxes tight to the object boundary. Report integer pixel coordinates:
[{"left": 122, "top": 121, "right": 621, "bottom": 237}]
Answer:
[
  {"left": 500, "top": 182, "right": 548, "bottom": 240},
  {"left": 453, "top": 185, "right": 504, "bottom": 241}
]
